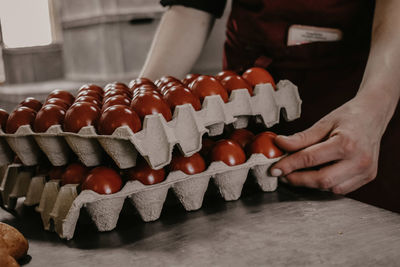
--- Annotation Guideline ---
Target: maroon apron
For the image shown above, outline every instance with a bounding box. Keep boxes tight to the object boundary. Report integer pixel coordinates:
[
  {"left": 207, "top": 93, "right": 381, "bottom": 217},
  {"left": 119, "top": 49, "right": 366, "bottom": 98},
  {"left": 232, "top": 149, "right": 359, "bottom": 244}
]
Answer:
[{"left": 223, "top": 0, "right": 400, "bottom": 212}]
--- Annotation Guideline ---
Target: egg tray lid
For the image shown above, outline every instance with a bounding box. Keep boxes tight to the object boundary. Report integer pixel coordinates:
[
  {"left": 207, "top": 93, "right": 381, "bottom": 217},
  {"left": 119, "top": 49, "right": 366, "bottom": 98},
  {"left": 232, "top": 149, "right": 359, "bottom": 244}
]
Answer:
[
  {"left": 0, "top": 153, "right": 282, "bottom": 240},
  {"left": 0, "top": 80, "right": 301, "bottom": 170}
]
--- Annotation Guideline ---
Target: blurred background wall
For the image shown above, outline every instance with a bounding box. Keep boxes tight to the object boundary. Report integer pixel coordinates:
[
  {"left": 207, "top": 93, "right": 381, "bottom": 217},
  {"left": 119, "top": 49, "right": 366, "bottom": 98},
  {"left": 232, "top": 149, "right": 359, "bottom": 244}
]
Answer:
[{"left": 0, "top": 0, "right": 231, "bottom": 111}]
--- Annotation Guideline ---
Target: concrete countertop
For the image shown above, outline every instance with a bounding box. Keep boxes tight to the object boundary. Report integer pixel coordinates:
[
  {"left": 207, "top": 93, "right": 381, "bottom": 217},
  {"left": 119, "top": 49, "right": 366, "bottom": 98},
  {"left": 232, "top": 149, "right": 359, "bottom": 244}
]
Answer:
[{"left": 1, "top": 184, "right": 400, "bottom": 266}]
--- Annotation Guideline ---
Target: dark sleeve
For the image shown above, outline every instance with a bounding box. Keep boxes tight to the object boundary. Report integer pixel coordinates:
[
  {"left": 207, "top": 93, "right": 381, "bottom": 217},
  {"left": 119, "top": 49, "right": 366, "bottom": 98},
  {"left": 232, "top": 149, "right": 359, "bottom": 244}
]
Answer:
[{"left": 160, "top": 0, "right": 227, "bottom": 18}]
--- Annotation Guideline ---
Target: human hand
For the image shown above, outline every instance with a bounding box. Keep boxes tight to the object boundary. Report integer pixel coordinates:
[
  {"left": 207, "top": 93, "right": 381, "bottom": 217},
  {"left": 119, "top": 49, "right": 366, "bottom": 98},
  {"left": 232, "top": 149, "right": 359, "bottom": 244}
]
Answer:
[{"left": 270, "top": 94, "right": 391, "bottom": 194}]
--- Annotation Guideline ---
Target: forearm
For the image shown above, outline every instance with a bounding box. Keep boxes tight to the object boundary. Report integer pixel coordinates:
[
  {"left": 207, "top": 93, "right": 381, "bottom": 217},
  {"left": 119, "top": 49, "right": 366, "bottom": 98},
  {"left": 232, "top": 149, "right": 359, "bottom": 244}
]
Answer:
[
  {"left": 140, "top": 5, "right": 215, "bottom": 80},
  {"left": 356, "top": 0, "right": 400, "bottom": 129}
]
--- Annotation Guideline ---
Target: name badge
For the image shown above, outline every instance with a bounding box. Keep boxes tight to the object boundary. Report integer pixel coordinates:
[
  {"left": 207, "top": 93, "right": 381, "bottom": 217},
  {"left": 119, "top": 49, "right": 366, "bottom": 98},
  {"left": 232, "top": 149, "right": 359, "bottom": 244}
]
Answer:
[{"left": 287, "top": 24, "right": 343, "bottom": 46}]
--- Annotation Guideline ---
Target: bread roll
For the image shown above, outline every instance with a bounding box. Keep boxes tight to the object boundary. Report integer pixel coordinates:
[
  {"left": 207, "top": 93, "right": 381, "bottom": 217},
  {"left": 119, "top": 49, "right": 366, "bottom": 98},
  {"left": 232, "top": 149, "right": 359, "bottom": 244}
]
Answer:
[
  {"left": 0, "top": 223, "right": 28, "bottom": 260},
  {"left": 0, "top": 248, "right": 19, "bottom": 267}
]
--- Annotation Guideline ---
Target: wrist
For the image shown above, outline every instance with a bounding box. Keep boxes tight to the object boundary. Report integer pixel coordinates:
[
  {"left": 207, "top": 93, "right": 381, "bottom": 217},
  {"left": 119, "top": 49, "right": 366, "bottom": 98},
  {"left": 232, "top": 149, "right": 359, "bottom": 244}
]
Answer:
[{"left": 353, "top": 85, "right": 399, "bottom": 134}]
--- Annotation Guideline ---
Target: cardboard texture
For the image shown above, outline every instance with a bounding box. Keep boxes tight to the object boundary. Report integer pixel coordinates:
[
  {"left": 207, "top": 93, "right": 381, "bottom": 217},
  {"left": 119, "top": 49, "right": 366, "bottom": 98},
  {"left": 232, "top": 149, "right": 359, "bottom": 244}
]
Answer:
[
  {"left": 0, "top": 80, "right": 301, "bottom": 169},
  {"left": 0, "top": 154, "right": 282, "bottom": 239},
  {"left": 0, "top": 79, "right": 302, "bottom": 240}
]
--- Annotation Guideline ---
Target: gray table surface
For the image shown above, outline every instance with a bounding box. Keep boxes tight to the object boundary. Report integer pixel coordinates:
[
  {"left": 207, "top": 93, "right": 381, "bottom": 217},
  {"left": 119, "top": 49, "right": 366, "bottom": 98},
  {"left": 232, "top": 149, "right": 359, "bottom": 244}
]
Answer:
[{"left": 1, "top": 183, "right": 400, "bottom": 267}]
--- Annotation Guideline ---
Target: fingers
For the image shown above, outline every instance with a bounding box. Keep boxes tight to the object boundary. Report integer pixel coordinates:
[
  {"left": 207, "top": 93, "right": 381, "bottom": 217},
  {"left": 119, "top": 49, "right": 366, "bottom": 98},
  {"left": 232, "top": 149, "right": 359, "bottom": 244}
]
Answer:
[
  {"left": 271, "top": 134, "right": 343, "bottom": 176},
  {"left": 275, "top": 119, "right": 332, "bottom": 152},
  {"left": 282, "top": 160, "right": 355, "bottom": 190},
  {"left": 331, "top": 174, "right": 375, "bottom": 195}
]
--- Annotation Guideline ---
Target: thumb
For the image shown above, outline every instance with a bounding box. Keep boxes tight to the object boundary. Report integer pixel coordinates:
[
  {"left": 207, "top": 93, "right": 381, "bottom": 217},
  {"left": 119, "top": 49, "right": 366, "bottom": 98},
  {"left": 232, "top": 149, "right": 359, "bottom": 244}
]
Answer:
[{"left": 275, "top": 120, "right": 332, "bottom": 152}]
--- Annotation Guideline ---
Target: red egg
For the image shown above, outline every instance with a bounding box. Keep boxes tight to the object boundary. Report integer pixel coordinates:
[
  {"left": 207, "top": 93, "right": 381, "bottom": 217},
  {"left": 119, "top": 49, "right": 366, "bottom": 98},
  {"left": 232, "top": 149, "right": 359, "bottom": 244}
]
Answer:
[
  {"left": 63, "top": 102, "right": 100, "bottom": 133},
  {"left": 220, "top": 75, "right": 253, "bottom": 95},
  {"left": 0, "top": 109, "right": 9, "bottom": 132},
  {"left": 104, "top": 82, "right": 129, "bottom": 92},
  {"left": 200, "top": 138, "right": 215, "bottom": 159},
  {"left": 130, "top": 94, "right": 172, "bottom": 121},
  {"left": 77, "top": 89, "right": 103, "bottom": 102},
  {"left": 34, "top": 104, "right": 66, "bottom": 133},
  {"left": 78, "top": 84, "right": 104, "bottom": 95},
  {"left": 189, "top": 75, "right": 229, "bottom": 103},
  {"left": 163, "top": 85, "right": 201, "bottom": 112},
  {"left": 182, "top": 73, "right": 200, "bottom": 86},
  {"left": 103, "top": 89, "right": 131, "bottom": 99},
  {"left": 81, "top": 166, "right": 122, "bottom": 194},
  {"left": 127, "top": 159, "right": 165, "bottom": 185},
  {"left": 47, "top": 90, "right": 75, "bottom": 105},
  {"left": 98, "top": 105, "right": 142, "bottom": 135},
  {"left": 229, "top": 129, "right": 255, "bottom": 149},
  {"left": 19, "top": 97, "right": 42, "bottom": 112},
  {"left": 132, "top": 86, "right": 162, "bottom": 98},
  {"left": 248, "top": 131, "right": 283, "bottom": 158},
  {"left": 242, "top": 67, "right": 276, "bottom": 89},
  {"left": 159, "top": 81, "right": 183, "bottom": 95},
  {"left": 133, "top": 91, "right": 162, "bottom": 99},
  {"left": 48, "top": 165, "right": 65, "bottom": 180},
  {"left": 101, "top": 95, "right": 131, "bottom": 111},
  {"left": 170, "top": 152, "right": 206, "bottom": 175},
  {"left": 6, "top": 106, "right": 36, "bottom": 134},
  {"left": 75, "top": 96, "right": 102, "bottom": 108},
  {"left": 211, "top": 139, "right": 246, "bottom": 166},
  {"left": 215, "top": 70, "right": 236, "bottom": 81},
  {"left": 45, "top": 98, "right": 70, "bottom": 110},
  {"left": 129, "top": 78, "right": 155, "bottom": 91},
  {"left": 155, "top": 75, "right": 181, "bottom": 89},
  {"left": 104, "top": 83, "right": 131, "bottom": 96},
  {"left": 61, "top": 162, "right": 89, "bottom": 185}
]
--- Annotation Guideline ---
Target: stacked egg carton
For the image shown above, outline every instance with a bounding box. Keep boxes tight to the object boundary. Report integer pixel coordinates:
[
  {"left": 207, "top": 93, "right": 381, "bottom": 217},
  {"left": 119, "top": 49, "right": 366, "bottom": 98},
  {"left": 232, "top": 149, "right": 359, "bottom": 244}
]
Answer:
[
  {"left": 1, "top": 153, "right": 283, "bottom": 240},
  {"left": 0, "top": 80, "right": 301, "bottom": 239},
  {"left": 0, "top": 80, "right": 300, "bottom": 169}
]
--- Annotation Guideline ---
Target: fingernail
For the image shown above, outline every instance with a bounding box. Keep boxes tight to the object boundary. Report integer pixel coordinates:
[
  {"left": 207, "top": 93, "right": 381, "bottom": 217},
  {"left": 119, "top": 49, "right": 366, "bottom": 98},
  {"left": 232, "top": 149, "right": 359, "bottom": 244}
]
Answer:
[
  {"left": 271, "top": 168, "right": 283, "bottom": 177},
  {"left": 279, "top": 177, "right": 289, "bottom": 183}
]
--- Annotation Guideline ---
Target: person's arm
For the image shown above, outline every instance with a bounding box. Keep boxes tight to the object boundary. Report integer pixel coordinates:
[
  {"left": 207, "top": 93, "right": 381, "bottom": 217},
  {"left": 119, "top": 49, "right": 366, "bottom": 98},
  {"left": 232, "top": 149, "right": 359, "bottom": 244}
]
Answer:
[
  {"left": 140, "top": 5, "right": 215, "bottom": 80},
  {"left": 271, "top": 0, "right": 400, "bottom": 194}
]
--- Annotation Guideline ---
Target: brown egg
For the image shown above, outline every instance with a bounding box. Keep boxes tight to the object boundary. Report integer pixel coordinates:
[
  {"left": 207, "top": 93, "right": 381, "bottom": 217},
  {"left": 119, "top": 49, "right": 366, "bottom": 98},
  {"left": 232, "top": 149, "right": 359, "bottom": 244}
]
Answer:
[
  {"left": 129, "top": 78, "right": 155, "bottom": 91},
  {"left": 242, "top": 67, "right": 276, "bottom": 89},
  {"left": 229, "top": 128, "right": 255, "bottom": 149},
  {"left": 63, "top": 102, "right": 100, "bottom": 133},
  {"left": 82, "top": 166, "right": 122, "bottom": 194},
  {"left": 34, "top": 104, "right": 66, "bottom": 133},
  {"left": 98, "top": 105, "right": 142, "bottom": 135},
  {"left": 248, "top": 131, "right": 283, "bottom": 158},
  {"left": 6, "top": 106, "right": 36, "bottom": 133},
  {"left": 101, "top": 95, "right": 131, "bottom": 112},
  {"left": 130, "top": 94, "right": 172, "bottom": 121},
  {"left": 155, "top": 75, "right": 181, "bottom": 89},
  {"left": 75, "top": 96, "right": 102, "bottom": 108},
  {"left": 170, "top": 152, "right": 206, "bottom": 175},
  {"left": 103, "top": 89, "right": 131, "bottom": 99},
  {"left": 19, "top": 97, "right": 42, "bottom": 112},
  {"left": 163, "top": 85, "right": 201, "bottom": 112},
  {"left": 182, "top": 73, "right": 200, "bottom": 86},
  {"left": 61, "top": 162, "right": 89, "bottom": 185},
  {"left": 215, "top": 70, "right": 236, "bottom": 81},
  {"left": 220, "top": 75, "right": 253, "bottom": 95},
  {"left": 189, "top": 75, "right": 229, "bottom": 103},
  {"left": 126, "top": 159, "right": 166, "bottom": 185},
  {"left": 211, "top": 139, "right": 246, "bottom": 166},
  {"left": 47, "top": 90, "right": 75, "bottom": 105},
  {"left": 77, "top": 89, "right": 103, "bottom": 102},
  {"left": 0, "top": 109, "right": 9, "bottom": 132},
  {"left": 78, "top": 84, "right": 104, "bottom": 95},
  {"left": 45, "top": 98, "right": 70, "bottom": 110}
]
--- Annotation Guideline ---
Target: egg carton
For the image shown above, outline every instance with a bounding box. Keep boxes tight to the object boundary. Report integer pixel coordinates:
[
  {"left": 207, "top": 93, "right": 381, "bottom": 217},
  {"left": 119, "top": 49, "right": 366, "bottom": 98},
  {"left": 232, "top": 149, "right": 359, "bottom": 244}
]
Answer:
[
  {"left": 0, "top": 80, "right": 301, "bottom": 169},
  {"left": 0, "top": 153, "right": 281, "bottom": 239},
  {"left": 0, "top": 164, "right": 45, "bottom": 210}
]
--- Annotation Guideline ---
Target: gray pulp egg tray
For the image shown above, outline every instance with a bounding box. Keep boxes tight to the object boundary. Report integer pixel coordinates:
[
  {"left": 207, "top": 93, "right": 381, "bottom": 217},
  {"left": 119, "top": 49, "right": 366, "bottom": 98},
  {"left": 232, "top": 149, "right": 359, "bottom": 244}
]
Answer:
[
  {"left": 0, "top": 153, "right": 282, "bottom": 240},
  {"left": 0, "top": 80, "right": 301, "bottom": 170}
]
